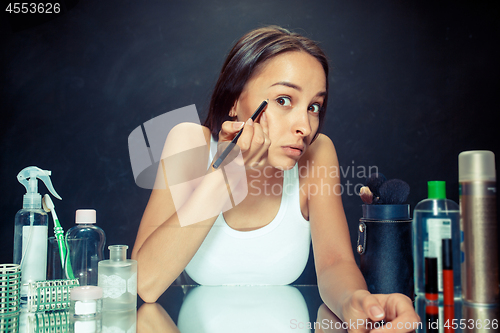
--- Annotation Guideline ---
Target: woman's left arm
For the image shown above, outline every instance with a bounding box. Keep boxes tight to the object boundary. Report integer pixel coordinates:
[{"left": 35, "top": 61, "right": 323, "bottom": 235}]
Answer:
[{"left": 306, "top": 134, "right": 420, "bottom": 332}]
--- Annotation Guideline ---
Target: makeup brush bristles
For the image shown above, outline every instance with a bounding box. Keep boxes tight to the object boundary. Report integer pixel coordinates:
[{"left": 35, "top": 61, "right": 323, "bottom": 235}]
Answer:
[
  {"left": 378, "top": 179, "right": 410, "bottom": 204},
  {"left": 366, "top": 173, "right": 386, "bottom": 199},
  {"left": 361, "top": 172, "right": 410, "bottom": 205}
]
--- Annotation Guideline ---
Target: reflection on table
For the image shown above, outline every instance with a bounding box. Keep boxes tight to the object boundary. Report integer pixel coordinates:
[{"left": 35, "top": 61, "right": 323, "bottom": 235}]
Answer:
[
  {"left": 6, "top": 304, "right": 137, "bottom": 333},
  {"left": 4, "top": 286, "right": 500, "bottom": 333},
  {"left": 140, "top": 285, "right": 315, "bottom": 333},
  {"left": 415, "top": 296, "right": 500, "bottom": 333},
  {"left": 137, "top": 287, "right": 500, "bottom": 333},
  {"left": 177, "top": 285, "right": 310, "bottom": 332}
]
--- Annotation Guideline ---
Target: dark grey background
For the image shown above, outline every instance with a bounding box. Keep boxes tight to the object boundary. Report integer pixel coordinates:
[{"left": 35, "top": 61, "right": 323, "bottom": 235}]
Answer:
[{"left": 1, "top": 0, "right": 499, "bottom": 285}]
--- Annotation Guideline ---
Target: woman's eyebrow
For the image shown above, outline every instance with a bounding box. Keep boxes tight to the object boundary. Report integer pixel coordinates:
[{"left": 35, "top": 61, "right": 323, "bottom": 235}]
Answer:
[
  {"left": 270, "top": 81, "right": 327, "bottom": 97},
  {"left": 270, "top": 81, "right": 302, "bottom": 91}
]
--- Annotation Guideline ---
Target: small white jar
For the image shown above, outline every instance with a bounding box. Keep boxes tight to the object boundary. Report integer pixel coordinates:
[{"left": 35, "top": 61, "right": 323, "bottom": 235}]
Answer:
[{"left": 70, "top": 286, "right": 103, "bottom": 318}]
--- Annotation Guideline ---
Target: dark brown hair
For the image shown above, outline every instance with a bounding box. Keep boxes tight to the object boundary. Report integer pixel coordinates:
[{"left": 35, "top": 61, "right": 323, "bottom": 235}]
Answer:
[{"left": 203, "top": 26, "right": 329, "bottom": 141}]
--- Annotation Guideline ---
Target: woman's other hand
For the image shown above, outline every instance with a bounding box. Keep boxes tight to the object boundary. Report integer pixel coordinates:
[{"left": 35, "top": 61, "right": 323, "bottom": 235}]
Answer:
[{"left": 341, "top": 290, "right": 420, "bottom": 333}]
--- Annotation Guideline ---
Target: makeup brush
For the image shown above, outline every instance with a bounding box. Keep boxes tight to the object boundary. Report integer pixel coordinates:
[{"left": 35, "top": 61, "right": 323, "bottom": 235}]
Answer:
[
  {"left": 360, "top": 186, "right": 374, "bottom": 204},
  {"left": 365, "top": 173, "right": 387, "bottom": 204},
  {"left": 378, "top": 179, "right": 410, "bottom": 204}
]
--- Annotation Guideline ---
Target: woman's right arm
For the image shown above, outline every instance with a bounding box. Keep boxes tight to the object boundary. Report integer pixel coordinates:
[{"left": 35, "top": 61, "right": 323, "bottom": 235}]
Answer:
[
  {"left": 132, "top": 116, "right": 270, "bottom": 303},
  {"left": 131, "top": 123, "right": 230, "bottom": 302}
]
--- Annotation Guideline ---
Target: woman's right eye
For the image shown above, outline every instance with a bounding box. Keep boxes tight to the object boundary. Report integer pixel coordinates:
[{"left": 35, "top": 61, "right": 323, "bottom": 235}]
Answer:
[{"left": 276, "top": 96, "right": 291, "bottom": 107}]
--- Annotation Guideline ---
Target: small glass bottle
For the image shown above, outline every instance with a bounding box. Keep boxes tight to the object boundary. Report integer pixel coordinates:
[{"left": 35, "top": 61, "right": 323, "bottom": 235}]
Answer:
[
  {"left": 98, "top": 245, "right": 137, "bottom": 311},
  {"left": 413, "top": 181, "right": 461, "bottom": 301},
  {"left": 65, "top": 210, "right": 106, "bottom": 286}
]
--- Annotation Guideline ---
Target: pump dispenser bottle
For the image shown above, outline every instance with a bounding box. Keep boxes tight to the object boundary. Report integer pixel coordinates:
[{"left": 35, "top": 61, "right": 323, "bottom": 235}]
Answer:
[
  {"left": 413, "top": 181, "right": 461, "bottom": 301},
  {"left": 13, "top": 166, "right": 62, "bottom": 298},
  {"left": 98, "top": 245, "right": 137, "bottom": 311},
  {"left": 65, "top": 210, "right": 106, "bottom": 286}
]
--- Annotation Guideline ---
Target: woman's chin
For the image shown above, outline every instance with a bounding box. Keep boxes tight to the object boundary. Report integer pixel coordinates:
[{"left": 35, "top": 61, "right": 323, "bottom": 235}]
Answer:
[{"left": 268, "top": 157, "right": 297, "bottom": 171}]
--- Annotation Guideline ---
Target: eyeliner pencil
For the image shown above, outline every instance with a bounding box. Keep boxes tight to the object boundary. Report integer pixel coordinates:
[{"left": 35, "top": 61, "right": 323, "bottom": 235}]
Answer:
[{"left": 212, "top": 99, "right": 268, "bottom": 169}]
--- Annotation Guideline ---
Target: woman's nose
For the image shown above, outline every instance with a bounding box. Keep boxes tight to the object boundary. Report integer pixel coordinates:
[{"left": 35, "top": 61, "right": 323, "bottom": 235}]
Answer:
[{"left": 292, "top": 108, "right": 312, "bottom": 137}]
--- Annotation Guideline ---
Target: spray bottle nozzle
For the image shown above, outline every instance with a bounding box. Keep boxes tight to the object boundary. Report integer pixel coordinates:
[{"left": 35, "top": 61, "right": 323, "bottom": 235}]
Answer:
[{"left": 17, "top": 166, "right": 62, "bottom": 209}]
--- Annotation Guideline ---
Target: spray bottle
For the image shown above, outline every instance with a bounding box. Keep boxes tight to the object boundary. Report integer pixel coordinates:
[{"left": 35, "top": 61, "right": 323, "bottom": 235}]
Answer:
[
  {"left": 13, "top": 166, "right": 62, "bottom": 298},
  {"left": 459, "top": 150, "right": 498, "bottom": 305}
]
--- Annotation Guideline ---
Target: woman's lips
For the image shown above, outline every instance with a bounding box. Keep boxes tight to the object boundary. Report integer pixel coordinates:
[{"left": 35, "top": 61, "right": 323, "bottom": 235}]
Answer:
[{"left": 282, "top": 145, "right": 303, "bottom": 157}]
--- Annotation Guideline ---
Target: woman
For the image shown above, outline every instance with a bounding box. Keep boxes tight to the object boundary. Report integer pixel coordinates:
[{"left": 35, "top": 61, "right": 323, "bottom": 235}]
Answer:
[{"left": 132, "top": 26, "right": 419, "bottom": 331}]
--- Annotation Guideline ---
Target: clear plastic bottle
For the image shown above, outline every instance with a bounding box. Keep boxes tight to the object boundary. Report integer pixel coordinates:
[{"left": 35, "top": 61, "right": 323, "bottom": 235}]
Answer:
[
  {"left": 413, "top": 181, "right": 461, "bottom": 301},
  {"left": 14, "top": 207, "right": 48, "bottom": 297},
  {"left": 65, "top": 210, "right": 106, "bottom": 286},
  {"left": 98, "top": 245, "right": 137, "bottom": 311}
]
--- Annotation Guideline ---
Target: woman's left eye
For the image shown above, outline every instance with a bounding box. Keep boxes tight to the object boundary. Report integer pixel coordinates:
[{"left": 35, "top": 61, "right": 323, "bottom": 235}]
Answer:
[
  {"left": 309, "top": 103, "right": 321, "bottom": 113},
  {"left": 276, "top": 96, "right": 292, "bottom": 107}
]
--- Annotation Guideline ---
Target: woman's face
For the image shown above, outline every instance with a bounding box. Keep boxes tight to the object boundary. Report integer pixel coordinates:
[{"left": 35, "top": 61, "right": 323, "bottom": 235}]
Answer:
[{"left": 231, "top": 51, "right": 327, "bottom": 170}]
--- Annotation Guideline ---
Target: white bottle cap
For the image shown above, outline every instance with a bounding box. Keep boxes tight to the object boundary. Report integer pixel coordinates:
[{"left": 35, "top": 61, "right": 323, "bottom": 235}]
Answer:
[
  {"left": 76, "top": 209, "right": 96, "bottom": 224},
  {"left": 71, "top": 286, "right": 103, "bottom": 300},
  {"left": 459, "top": 150, "right": 496, "bottom": 182}
]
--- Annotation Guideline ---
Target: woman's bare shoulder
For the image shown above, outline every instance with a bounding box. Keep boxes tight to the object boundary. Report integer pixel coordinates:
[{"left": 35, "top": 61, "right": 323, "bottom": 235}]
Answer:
[
  {"left": 300, "top": 133, "right": 339, "bottom": 169},
  {"left": 161, "top": 123, "right": 212, "bottom": 157},
  {"left": 166, "top": 122, "right": 211, "bottom": 142}
]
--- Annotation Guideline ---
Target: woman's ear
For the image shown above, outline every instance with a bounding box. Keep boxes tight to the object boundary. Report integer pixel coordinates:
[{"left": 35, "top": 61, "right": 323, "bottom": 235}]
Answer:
[{"left": 228, "top": 100, "right": 238, "bottom": 118}]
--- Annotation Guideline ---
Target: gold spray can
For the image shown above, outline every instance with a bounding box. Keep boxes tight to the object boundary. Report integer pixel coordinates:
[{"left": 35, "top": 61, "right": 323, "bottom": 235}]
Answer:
[{"left": 459, "top": 150, "right": 499, "bottom": 305}]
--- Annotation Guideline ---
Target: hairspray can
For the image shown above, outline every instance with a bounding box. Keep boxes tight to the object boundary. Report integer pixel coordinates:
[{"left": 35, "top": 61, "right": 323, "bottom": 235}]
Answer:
[{"left": 459, "top": 150, "right": 499, "bottom": 305}]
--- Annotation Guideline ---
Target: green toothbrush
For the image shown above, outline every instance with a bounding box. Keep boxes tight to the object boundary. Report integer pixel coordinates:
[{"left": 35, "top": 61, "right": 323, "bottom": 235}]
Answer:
[{"left": 42, "top": 194, "right": 74, "bottom": 279}]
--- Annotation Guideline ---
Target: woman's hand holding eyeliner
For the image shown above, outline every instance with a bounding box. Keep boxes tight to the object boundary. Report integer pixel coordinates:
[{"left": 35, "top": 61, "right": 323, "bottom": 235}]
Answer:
[{"left": 216, "top": 103, "right": 271, "bottom": 170}]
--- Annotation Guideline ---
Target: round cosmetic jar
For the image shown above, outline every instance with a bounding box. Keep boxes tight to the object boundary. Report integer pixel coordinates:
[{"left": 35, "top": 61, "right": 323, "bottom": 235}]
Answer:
[{"left": 70, "top": 286, "right": 103, "bottom": 318}]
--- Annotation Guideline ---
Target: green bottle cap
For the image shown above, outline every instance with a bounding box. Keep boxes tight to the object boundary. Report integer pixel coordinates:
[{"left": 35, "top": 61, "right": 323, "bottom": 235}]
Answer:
[{"left": 428, "top": 181, "right": 446, "bottom": 199}]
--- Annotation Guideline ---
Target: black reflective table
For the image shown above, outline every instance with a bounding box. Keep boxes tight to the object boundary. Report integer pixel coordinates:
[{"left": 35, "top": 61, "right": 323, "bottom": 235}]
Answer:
[
  {"left": 138, "top": 286, "right": 500, "bottom": 333},
  {"left": 6, "top": 286, "right": 499, "bottom": 332}
]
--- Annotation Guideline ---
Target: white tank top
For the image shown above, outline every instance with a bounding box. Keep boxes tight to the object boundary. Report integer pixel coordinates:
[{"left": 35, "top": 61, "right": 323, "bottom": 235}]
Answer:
[{"left": 184, "top": 136, "right": 311, "bottom": 285}]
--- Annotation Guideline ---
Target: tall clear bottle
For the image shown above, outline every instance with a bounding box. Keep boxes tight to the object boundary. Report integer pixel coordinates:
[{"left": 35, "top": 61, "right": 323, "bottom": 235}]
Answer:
[
  {"left": 65, "top": 209, "right": 106, "bottom": 286},
  {"left": 98, "top": 245, "right": 137, "bottom": 311},
  {"left": 413, "top": 181, "right": 461, "bottom": 300}
]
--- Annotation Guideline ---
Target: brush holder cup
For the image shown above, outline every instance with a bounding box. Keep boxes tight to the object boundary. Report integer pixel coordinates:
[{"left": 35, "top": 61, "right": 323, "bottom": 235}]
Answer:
[
  {"left": 357, "top": 204, "right": 414, "bottom": 300},
  {"left": 47, "top": 237, "right": 64, "bottom": 280}
]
